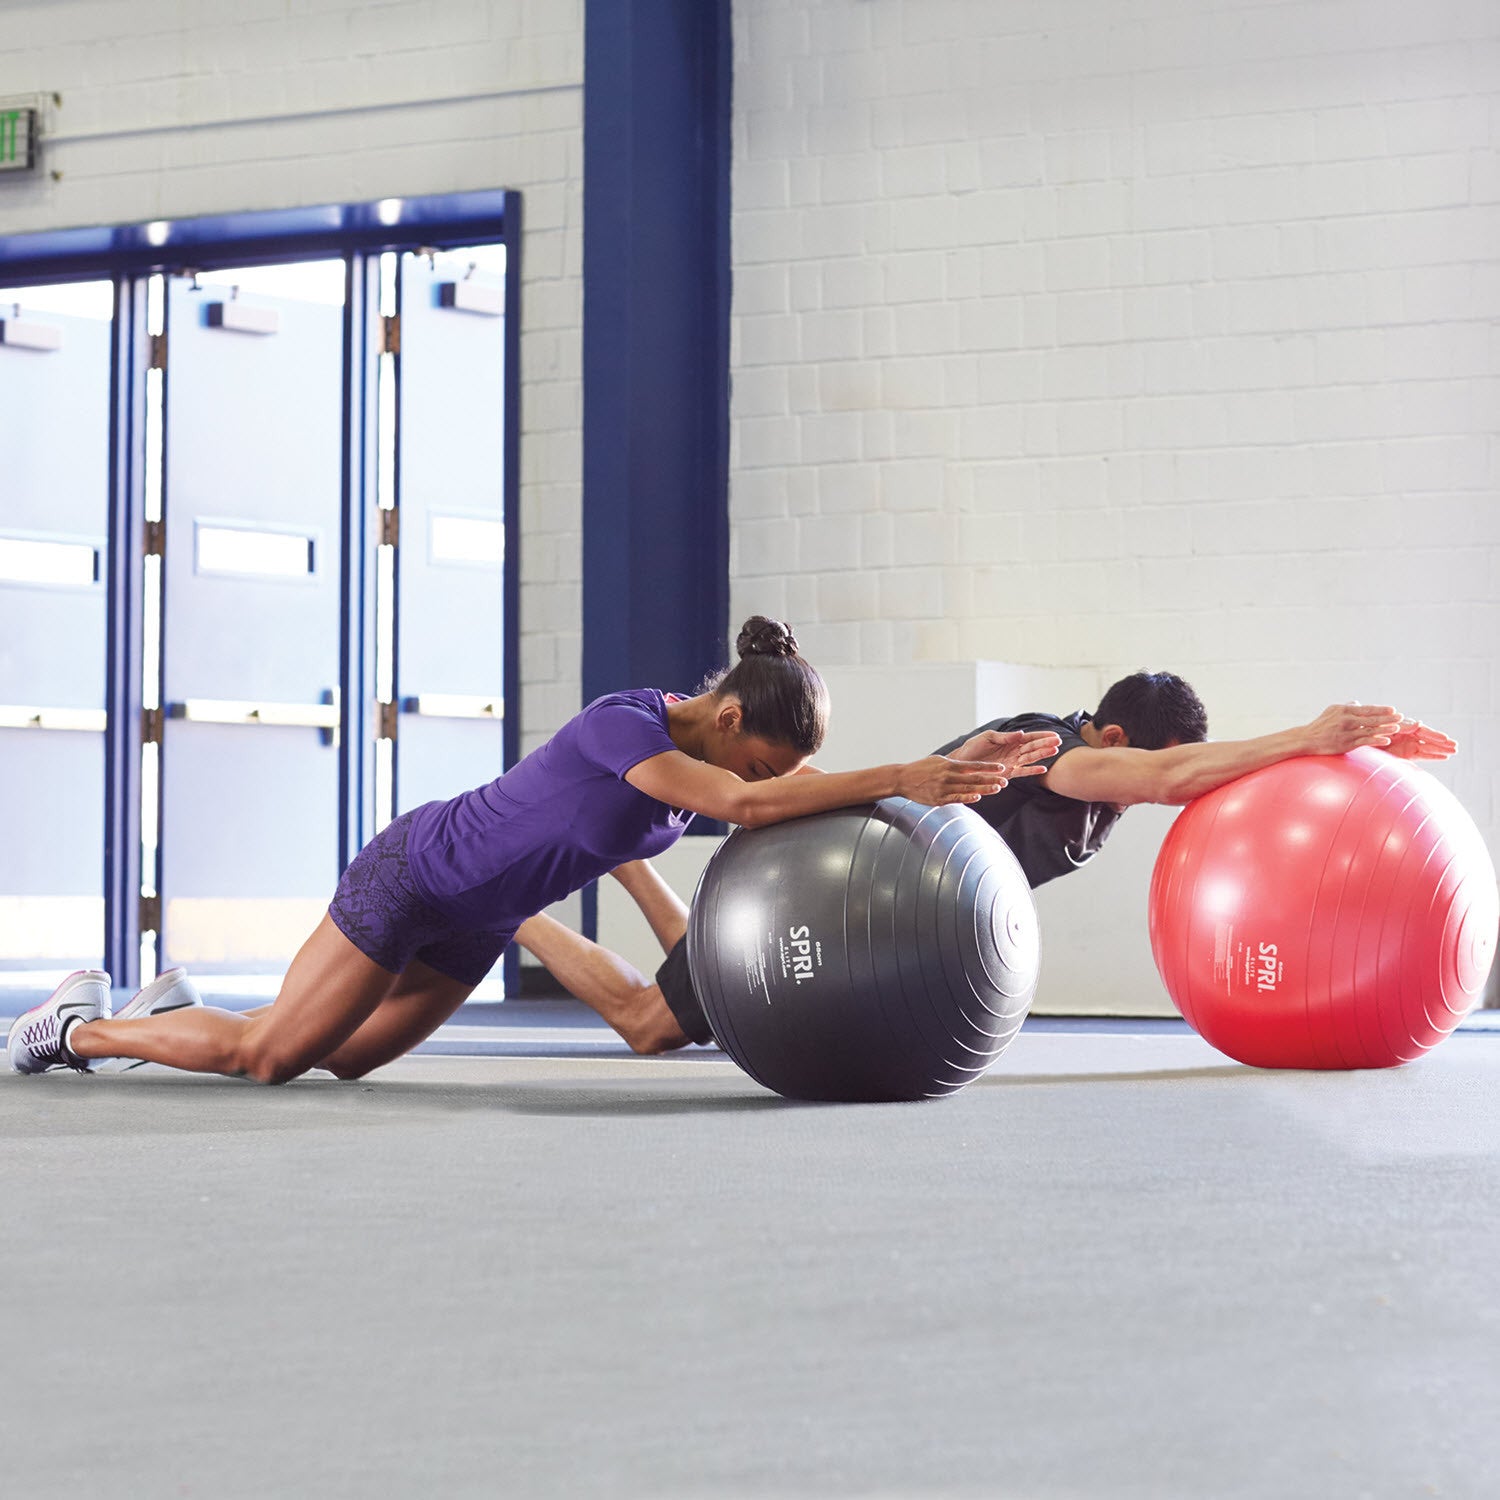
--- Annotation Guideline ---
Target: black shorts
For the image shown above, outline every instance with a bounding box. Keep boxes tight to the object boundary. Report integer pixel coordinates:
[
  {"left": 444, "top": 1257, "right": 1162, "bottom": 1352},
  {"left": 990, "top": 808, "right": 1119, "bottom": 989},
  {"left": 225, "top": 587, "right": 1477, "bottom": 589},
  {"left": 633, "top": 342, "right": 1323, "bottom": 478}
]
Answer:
[
  {"left": 327, "top": 810, "right": 513, "bottom": 987},
  {"left": 656, "top": 935, "right": 713, "bottom": 1045}
]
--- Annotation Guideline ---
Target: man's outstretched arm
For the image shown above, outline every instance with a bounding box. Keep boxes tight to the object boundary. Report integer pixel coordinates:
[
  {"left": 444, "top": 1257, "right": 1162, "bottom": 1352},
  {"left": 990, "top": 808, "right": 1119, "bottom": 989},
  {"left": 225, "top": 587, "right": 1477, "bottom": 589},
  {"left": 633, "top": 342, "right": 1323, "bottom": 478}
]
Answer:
[{"left": 1043, "top": 704, "right": 1455, "bottom": 808}]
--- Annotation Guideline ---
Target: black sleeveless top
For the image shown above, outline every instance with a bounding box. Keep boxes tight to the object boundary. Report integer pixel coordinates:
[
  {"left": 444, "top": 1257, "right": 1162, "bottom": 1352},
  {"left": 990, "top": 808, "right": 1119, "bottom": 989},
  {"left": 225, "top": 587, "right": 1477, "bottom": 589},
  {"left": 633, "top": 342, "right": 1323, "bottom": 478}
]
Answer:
[{"left": 932, "top": 711, "right": 1122, "bottom": 888}]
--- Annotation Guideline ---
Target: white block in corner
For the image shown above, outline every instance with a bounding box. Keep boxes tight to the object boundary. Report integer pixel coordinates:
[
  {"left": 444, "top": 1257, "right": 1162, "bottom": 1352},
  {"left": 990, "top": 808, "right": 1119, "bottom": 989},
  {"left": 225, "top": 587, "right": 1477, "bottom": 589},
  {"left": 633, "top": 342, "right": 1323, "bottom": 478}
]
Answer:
[{"left": 815, "top": 661, "right": 1103, "bottom": 769}]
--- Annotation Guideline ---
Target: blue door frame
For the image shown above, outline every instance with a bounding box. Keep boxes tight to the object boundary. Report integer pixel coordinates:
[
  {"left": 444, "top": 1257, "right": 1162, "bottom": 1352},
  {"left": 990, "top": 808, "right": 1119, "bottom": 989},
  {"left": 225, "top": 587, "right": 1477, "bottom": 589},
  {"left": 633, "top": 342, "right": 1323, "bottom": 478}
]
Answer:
[{"left": 0, "top": 190, "right": 522, "bottom": 990}]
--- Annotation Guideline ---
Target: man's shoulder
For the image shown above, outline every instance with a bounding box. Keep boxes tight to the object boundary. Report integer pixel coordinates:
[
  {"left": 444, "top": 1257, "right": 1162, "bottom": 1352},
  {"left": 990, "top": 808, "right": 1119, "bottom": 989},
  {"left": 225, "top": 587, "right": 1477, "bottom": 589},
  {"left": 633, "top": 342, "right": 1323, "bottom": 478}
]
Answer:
[
  {"left": 932, "top": 709, "right": 1089, "bottom": 757},
  {"left": 992, "top": 709, "right": 1088, "bottom": 737}
]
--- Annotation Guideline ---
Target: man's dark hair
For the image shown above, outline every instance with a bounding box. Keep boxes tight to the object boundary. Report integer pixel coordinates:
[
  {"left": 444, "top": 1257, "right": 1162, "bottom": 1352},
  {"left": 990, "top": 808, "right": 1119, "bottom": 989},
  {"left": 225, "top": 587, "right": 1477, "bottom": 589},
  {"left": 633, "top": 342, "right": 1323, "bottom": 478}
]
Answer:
[{"left": 1093, "top": 671, "right": 1207, "bottom": 749}]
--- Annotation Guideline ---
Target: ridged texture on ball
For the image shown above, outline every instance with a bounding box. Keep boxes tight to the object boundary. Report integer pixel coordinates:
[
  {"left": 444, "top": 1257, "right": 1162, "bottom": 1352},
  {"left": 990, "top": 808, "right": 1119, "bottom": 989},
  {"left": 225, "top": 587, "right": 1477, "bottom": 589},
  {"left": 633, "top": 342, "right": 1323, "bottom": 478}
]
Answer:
[
  {"left": 688, "top": 798, "right": 1040, "bottom": 1101},
  {"left": 1149, "top": 749, "right": 1499, "bottom": 1069}
]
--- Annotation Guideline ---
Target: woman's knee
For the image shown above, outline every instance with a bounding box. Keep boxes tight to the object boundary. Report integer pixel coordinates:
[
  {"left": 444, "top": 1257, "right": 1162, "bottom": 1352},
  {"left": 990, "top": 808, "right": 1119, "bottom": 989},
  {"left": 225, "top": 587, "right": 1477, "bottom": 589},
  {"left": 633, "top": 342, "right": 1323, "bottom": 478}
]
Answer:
[
  {"left": 246, "top": 1057, "right": 307, "bottom": 1086},
  {"left": 324, "top": 1055, "right": 376, "bottom": 1081},
  {"left": 237, "top": 1035, "right": 314, "bottom": 1086}
]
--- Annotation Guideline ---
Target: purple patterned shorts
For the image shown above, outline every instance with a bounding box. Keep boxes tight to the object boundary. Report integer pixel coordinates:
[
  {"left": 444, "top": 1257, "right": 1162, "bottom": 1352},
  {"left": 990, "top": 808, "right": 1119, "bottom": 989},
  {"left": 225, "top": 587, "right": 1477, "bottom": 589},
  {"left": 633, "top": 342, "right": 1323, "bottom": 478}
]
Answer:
[{"left": 327, "top": 810, "right": 512, "bottom": 986}]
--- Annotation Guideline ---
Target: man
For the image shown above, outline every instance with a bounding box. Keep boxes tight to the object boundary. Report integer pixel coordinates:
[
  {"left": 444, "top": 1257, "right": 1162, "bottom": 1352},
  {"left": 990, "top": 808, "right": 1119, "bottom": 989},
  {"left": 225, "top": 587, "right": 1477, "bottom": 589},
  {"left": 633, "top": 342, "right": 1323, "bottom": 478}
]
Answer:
[{"left": 514, "top": 673, "right": 1457, "bottom": 1053}]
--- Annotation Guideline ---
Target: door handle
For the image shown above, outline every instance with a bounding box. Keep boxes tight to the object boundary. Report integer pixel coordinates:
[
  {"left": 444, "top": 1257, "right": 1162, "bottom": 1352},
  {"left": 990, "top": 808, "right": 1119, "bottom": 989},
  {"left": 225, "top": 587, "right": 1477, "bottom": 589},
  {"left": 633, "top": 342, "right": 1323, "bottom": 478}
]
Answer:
[
  {"left": 0, "top": 704, "right": 107, "bottom": 732},
  {"left": 399, "top": 694, "right": 504, "bottom": 720},
  {"left": 167, "top": 691, "right": 340, "bottom": 745}
]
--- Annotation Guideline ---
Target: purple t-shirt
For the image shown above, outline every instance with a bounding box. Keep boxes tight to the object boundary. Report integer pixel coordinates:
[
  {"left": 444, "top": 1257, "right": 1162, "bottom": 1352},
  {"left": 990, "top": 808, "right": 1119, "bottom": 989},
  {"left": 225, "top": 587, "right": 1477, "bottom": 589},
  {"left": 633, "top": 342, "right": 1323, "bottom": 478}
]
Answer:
[{"left": 405, "top": 689, "right": 693, "bottom": 930}]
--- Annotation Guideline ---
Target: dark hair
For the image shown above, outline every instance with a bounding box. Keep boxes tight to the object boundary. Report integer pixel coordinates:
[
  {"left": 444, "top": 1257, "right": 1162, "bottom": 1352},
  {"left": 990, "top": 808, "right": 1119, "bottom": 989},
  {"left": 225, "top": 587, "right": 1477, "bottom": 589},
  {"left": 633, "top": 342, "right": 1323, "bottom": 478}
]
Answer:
[
  {"left": 704, "top": 616, "right": 829, "bottom": 756},
  {"left": 1093, "top": 671, "right": 1208, "bottom": 750}
]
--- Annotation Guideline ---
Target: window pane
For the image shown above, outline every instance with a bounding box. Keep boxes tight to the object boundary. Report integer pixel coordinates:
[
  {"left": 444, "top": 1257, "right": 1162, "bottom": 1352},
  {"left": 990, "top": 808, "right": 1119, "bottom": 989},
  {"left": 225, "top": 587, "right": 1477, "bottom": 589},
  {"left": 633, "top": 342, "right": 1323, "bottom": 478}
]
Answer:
[
  {"left": 0, "top": 280, "right": 114, "bottom": 321},
  {"left": 194, "top": 259, "right": 347, "bottom": 308},
  {"left": 196, "top": 524, "right": 315, "bottom": 579},
  {"left": 0, "top": 535, "right": 99, "bottom": 587},
  {"left": 430, "top": 514, "right": 504, "bottom": 566}
]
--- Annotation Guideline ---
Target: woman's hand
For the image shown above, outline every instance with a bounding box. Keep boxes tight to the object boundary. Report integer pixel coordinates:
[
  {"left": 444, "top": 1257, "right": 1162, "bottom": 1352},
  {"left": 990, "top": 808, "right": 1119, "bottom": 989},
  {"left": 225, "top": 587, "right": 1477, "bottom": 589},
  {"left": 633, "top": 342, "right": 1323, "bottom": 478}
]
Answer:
[
  {"left": 951, "top": 729, "right": 1062, "bottom": 778},
  {"left": 1302, "top": 702, "right": 1403, "bottom": 755},
  {"left": 894, "top": 755, "right": 1011, "bottom": 807},
  {"left": 1381, "top": 717, "right": 1458, "bottom": 761}
]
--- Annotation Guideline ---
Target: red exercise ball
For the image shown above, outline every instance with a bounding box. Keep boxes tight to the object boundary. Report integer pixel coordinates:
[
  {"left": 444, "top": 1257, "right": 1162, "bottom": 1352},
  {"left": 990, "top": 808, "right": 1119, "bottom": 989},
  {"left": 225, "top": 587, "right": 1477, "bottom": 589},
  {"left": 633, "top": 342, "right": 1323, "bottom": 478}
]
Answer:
[{"left": 1149, "top": 748, "right": 1498, "bottom": 1069}]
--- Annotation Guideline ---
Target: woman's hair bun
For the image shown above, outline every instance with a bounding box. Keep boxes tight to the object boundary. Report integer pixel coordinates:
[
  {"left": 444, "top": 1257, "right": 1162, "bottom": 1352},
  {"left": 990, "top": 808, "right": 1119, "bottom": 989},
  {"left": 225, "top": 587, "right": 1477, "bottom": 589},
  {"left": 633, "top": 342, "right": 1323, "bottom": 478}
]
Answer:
[{"left": 736, "top": 615, "right": 799, "bottom": 659}]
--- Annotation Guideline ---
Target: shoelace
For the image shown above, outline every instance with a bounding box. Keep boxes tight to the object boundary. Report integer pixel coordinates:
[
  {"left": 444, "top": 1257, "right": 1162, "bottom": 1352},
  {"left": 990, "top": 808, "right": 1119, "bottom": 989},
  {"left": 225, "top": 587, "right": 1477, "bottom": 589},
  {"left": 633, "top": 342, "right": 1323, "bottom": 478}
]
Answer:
[
  {"left": 21, "top": 1012, "right": 62, "bottom": 1053},
  {"left": 20, "top": 1011, "right": 88, "bottom": 1071}
]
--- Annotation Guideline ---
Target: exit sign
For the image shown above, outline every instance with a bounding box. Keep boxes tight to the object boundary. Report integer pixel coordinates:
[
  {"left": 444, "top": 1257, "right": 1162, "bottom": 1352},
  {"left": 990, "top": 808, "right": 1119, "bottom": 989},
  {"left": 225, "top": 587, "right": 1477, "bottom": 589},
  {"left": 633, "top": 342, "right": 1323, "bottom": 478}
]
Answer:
[{"left": 0, "top": 107, "right": 37, "bottom": 174}]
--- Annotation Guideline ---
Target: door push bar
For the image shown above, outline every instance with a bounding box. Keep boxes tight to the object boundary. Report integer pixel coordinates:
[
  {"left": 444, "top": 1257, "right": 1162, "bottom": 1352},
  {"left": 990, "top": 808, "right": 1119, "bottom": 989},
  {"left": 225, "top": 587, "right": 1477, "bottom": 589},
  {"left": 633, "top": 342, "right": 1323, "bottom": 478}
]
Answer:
[
  {"left": 399, "top": 694, "right": 504, "bottom": 720},
  {"left": 0, "top": 704, "right": 108, "bottom": 732},
  {"left": 167, "top": 691, "right": 340, "bottom": 746}
]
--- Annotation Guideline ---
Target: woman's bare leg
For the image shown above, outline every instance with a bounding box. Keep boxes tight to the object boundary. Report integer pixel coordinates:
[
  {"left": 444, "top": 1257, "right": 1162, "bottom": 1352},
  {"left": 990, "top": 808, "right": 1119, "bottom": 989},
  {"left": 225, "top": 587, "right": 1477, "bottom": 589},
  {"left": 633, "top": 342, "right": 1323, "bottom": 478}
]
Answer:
[
  {"left": 315, "top": 958, "right": 475, "bottom": 1079},
  {"left": 609, "top": 859, "right": 689, "bottom": 955},
  {"left": 512, "top": 912, "right": 689, "bottom": 1055},
  {"left": 68, "top": 916, "right": 395, "bottom": 1084}
]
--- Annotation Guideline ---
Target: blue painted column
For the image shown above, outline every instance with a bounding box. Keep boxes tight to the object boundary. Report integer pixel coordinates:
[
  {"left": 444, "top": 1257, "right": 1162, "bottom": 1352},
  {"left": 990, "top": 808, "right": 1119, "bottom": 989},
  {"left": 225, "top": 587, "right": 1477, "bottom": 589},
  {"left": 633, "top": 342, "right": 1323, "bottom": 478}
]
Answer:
[{"left": 582, "top": 0, "right": 733, "bottom": 705}]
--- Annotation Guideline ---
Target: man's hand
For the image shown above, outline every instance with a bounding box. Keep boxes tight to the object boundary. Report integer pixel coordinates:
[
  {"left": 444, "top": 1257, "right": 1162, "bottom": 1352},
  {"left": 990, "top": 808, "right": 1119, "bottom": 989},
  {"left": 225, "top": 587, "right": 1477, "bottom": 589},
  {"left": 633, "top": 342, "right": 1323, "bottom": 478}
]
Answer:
[
  {"left": 1302, "top": 703, "right": 1403, "bottom": 756},
  {"left": 1382, "top": 717, "right": 1457, "bottom": 762},
  {"left": 949, "top": 729, "right": 1062, "bottom": 779}
]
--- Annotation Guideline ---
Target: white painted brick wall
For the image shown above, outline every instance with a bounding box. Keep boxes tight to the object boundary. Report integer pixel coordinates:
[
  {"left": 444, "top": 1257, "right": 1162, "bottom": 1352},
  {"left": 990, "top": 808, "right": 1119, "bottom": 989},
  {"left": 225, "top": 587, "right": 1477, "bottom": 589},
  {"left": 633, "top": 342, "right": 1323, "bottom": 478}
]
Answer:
[
  {"left": 3, "top": 0, "right": 583, "bottom": 754},
  {"left": 732, "top": 0, "right": 1500, "bottom": 1006}
]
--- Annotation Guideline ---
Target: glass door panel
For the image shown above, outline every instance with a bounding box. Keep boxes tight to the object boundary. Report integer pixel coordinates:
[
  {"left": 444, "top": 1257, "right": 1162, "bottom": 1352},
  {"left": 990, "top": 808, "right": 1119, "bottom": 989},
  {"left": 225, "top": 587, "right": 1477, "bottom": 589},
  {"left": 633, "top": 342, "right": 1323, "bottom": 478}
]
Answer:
[
  {"left": 0, "top": 283, "right": 114, "bottom": 986},
  {"left": 157, "top": 264, "right": 346, "bottom": 989},
  {"left": 394, "top": 245, "right": 509, "bottom": 814}
]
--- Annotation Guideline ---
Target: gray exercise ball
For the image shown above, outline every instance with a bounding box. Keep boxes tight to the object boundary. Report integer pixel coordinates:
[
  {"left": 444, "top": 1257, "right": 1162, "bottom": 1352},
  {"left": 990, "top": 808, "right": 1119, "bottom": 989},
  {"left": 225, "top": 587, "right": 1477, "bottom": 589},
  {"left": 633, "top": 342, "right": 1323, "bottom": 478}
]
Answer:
[{"left": 687, "top": 797, "right": 1040, "bottom": 1102}]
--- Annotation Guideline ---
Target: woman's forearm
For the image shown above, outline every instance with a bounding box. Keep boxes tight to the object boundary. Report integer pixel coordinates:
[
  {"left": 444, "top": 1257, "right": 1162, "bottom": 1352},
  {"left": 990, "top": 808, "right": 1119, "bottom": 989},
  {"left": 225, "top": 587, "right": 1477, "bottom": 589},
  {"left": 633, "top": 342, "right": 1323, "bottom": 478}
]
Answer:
[
  {"left": 626, "top": 749, "right": 1009, "bottom": 827},
  {"left": 729, "top": 764, "right": 904, "bottom": 827}
]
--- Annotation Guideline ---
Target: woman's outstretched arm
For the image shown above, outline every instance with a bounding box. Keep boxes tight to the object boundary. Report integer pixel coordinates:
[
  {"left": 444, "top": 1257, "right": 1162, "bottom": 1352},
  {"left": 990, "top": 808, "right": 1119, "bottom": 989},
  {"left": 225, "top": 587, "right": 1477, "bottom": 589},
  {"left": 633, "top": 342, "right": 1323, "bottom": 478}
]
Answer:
[{"left": 624, "top": 731, "right": 1060, "bottom": 829}]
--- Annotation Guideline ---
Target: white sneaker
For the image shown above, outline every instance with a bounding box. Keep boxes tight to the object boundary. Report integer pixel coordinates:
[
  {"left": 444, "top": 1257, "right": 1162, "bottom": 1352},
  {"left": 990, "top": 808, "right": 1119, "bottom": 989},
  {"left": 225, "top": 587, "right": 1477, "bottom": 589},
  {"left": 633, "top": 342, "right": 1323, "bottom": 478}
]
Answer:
[
  {"left": 7, "top": 970, "right": 112, "bottom": 1074},
  {"left": 93, "top": 967, "right": 204, "bottom": 1074}
]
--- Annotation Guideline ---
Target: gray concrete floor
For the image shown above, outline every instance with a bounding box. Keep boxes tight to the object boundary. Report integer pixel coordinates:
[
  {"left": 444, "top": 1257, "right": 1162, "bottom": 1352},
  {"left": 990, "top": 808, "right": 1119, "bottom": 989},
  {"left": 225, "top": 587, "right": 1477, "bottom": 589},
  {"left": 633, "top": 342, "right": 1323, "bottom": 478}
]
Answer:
[{"left": 1, "top": 1008, "right": 1497, "bottom": 1498}]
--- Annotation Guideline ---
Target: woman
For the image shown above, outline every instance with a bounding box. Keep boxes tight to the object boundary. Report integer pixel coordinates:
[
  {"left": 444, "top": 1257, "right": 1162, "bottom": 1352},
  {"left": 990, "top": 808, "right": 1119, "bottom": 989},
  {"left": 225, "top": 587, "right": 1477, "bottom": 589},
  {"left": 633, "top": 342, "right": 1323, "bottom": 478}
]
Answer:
[{"left": 9, "top": 618, "right": 1058, "bottom": 1084}]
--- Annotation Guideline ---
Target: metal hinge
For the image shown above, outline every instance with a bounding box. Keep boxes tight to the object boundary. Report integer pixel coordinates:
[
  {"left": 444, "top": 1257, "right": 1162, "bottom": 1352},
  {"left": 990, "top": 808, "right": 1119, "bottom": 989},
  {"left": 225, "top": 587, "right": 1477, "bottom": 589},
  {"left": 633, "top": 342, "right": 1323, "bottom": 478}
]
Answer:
[
  {"left": 378, "top": 507, "right": 399, "bottom": 548},
  {"left": 376, "top": 700, "right": 398, "bottom": 741},
  {"left": 149, "top": 332, "right": 167, "bottom": 370},
  {"left": 138, "top": 893, "right": 161, "bottom": 933},
  {"left": 142, "top": 706, "right": 163, "bottom": 744},
  {"left": 143, "top": 519, "right": 164, "bottom": 557},
  {"left": 381, "top": 314, "right": 400, "bottom": 355}
]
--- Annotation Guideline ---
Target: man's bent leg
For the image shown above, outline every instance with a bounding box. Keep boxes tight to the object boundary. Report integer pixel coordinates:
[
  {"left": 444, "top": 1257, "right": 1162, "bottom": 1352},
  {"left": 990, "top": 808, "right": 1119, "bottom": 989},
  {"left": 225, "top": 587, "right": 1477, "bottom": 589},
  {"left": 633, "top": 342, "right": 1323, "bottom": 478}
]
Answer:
[
  {"left": 607, "top": 863, "right": 713, "bottom": 1046},
  {"left": 512, "top": 913, "right": 689, "bottom": 1054}
]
